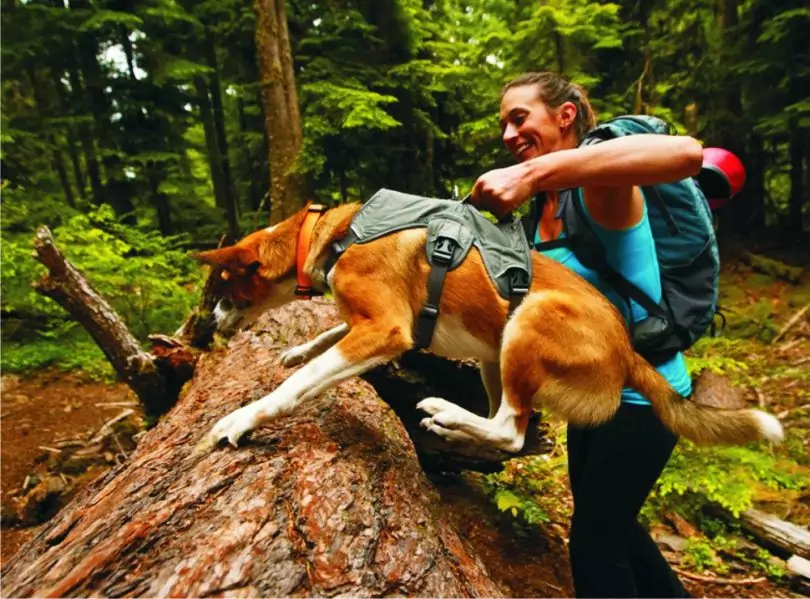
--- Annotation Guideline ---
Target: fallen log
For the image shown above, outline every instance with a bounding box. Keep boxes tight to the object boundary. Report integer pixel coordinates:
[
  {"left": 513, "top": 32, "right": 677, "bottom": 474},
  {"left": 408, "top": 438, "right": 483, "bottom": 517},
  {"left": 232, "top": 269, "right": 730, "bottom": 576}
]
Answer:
[
  {"left": 743, "top": 252, "right": 804, "bottom": 284},
  {"left": 705, "top": 503, "right": 810, "bottom": 562},
  {"left": 1, "top": 302, "right": 509, "bottom": 597},
  {"left": 11, "top": 231, "right": 558, "bottom": 595},
  {"left": 736, "top": 508, "right": 810, "bottom": 560}
]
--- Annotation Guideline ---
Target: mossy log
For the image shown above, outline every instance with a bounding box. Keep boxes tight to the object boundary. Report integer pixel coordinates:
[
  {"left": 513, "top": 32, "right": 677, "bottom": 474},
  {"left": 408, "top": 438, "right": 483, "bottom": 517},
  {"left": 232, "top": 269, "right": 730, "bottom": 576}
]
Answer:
[{"left": 743, "top": 252, "right": 804, "bottom": 284}]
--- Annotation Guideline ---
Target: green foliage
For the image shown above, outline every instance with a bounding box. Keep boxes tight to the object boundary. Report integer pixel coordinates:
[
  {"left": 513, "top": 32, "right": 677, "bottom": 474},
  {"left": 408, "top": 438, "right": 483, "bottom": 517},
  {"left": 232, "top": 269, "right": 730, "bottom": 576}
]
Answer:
[
  {"left": 1, "top": 335, "right": 114, "bottom": 380},
  {"left": 684, "top": 337, "right": 751, "bottom": 381},
  {"left": 682, "top": 538, "right": 723, "bottom": 573},
  {"left": 483, "top": 450, "right": 571, "bottom": 531},
  {"left": 79, "top": 10, "right": 144, "bottom": 32},
  {"left": 492, "top": 488, "right": 551, "bottom": 526},
  {"left": 646, "top": 441, "right": 806, "bottom": 519},
  {"left": 2, "top": 197, "right": 204, "bottom": 376}
]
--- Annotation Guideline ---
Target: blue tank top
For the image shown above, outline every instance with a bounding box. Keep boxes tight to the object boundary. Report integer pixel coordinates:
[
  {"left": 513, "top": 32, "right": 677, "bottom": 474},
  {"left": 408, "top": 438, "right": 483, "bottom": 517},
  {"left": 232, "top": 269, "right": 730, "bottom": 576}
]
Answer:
[{"left": 533, "top": 191, "right": 692, "bottom": 405}]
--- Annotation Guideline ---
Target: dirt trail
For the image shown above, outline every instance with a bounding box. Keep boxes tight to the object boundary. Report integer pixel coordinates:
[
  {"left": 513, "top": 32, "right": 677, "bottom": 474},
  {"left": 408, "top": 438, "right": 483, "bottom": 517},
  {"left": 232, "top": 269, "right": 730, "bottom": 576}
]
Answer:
[{"left": 1, "top": 372, "right": 140, "bottom": 560}]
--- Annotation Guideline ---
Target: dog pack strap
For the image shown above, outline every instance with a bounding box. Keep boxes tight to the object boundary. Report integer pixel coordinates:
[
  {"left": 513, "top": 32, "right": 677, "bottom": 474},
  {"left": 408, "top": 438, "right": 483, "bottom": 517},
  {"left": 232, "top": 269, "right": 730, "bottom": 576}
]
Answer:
[
  {"left": 324, "top": 229, "right": 359, "bottom": 280},
  {"left": 414, "top": 236, "right": 457, "bottom": 350},
  {"left": 507, "top": 268, "right": 530, "bottom": 314},
  {"left": 295, "top": 204, "right": 328, "bottom": 299}
]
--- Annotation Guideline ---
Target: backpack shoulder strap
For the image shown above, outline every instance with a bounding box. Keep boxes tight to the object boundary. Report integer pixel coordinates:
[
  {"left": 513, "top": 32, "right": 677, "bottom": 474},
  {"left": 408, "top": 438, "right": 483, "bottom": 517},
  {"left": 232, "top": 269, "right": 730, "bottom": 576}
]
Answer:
[
  {"left": 521, "top": 192, "right": 545, "bottom": 242},
  {"left": 559, "top": 191, "right": 675, "bottom": 357}
]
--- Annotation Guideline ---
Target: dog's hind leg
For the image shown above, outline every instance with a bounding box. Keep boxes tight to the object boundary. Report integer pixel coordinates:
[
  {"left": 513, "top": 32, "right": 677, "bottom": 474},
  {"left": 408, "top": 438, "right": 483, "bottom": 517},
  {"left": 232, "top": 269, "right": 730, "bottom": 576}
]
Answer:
[
  {"left": 202, "top": 320, "right": 411, "bottom": 449},
  {"left": 279, "top": 323, "right": 350, "bottom": 367}
]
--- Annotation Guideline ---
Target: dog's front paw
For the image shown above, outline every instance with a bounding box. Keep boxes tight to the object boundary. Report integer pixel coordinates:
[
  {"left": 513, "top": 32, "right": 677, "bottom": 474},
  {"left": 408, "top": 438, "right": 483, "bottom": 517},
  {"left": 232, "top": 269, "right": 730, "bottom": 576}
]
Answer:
[
  {"left": 200, "top": 406, "right": 259, "bottom": 451},
  {"left": 417, "top": 396, "right": 461, "bottom": 417},
  {"left": 419, "top": 415, "right": 477, "bottom": 444},
  {"left": 279, "top": 345, "right": 309, "bottom": 368}
]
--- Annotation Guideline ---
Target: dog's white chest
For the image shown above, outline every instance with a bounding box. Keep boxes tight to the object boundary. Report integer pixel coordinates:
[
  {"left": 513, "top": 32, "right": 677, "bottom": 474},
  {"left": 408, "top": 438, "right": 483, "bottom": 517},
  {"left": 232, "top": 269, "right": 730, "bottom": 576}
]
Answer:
[{"left": 429, "top": 314, "right": 498, "bottom": 362}]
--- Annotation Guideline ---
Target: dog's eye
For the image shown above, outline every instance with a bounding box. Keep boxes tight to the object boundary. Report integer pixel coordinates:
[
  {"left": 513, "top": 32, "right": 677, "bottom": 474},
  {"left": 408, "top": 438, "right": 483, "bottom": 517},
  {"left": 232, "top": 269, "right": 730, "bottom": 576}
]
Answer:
[{"left": 221, "top": 270, "right": 231, "bottom": 281}]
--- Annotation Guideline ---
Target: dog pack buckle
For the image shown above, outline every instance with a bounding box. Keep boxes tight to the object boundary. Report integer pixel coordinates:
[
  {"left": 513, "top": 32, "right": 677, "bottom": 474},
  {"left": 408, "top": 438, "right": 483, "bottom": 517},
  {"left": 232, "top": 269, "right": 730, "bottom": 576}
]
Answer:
[
  {"left": 432, "top": 237, "right": 456, "bottom": 266},
  {"left": 509, "top": 269, "right": 530, "bottom": 295},
  {"left": 419, "top": 304, "right": 439, "bottom": 320}
]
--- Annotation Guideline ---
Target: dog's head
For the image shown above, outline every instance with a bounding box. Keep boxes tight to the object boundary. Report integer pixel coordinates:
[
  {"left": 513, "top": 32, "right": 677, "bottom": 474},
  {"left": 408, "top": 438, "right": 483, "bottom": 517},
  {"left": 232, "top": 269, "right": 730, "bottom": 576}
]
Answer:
[{"left": 194, "top": 219, "right": 302, "bottom": 335}]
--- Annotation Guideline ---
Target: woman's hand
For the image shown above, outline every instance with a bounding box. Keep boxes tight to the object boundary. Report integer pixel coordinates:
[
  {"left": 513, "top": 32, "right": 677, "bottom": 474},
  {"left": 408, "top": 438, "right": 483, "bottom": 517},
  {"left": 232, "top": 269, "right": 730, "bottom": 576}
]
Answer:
[{"left": 471, "top": 163, "right": 535, "bottom": 218}]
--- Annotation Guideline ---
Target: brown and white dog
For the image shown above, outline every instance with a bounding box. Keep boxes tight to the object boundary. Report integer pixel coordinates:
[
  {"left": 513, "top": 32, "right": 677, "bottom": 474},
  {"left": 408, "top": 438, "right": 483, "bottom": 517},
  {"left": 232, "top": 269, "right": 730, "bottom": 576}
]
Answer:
[{"left": 196, "top": 202, "right": 783, "bottom": 452}]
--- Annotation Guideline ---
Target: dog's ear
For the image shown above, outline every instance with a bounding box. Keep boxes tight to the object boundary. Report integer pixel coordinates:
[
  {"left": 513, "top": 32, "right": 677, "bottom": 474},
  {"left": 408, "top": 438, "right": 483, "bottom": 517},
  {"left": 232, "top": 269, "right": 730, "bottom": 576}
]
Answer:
[{"left": 193, "top": 246, "right": 254, "bottom": 268}]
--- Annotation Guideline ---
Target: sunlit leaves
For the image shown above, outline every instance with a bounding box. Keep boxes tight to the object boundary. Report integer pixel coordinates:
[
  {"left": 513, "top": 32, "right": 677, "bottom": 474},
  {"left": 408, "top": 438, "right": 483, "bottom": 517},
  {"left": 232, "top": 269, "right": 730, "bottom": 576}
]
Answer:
[{"left": 80, "top": 10, "right": 144, "bottom": 32}]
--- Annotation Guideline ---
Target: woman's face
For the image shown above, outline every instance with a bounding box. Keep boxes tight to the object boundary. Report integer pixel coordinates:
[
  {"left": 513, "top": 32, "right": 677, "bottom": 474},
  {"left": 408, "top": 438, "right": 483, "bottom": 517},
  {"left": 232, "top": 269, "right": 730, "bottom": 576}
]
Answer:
[{"left": 499, "top": 84, "right": 570, "bottom": 162}]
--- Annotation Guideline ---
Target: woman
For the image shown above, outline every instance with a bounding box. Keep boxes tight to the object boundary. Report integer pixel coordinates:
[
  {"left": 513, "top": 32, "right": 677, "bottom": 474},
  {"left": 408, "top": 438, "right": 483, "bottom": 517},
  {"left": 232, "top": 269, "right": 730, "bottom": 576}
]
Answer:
[{"left": 471, "top": 72, "right": 701, "bottom": 598}]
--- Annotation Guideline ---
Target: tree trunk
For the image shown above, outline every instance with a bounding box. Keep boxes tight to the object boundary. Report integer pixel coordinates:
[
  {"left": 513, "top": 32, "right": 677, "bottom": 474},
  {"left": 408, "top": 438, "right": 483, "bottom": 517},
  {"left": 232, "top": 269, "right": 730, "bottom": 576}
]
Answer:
[
  {"left": 120, "top": 26, "right": 137, "bottom": 81},
  {"left": 26, "top": 66, "right": 76, "bottom": 208},
  {"left": 66, "top": 130, "right": 87, "bottom": 200},
  {"left": 49, "top": 67, "right": 87, "bottom": 199},
  {"left": 1, "top": 299, "right": 511, "bottom": 597},
  {"left": 193, "top": 76, "right": 229, "bottom": 214},
  {"left": 254, "top": 0, "right": 305, "bottom": 224},
  {"left": 204, "top": 29, "right": 239, "bottom": 239},
  {"left": 66, "top": 54, "right": 106, "bottom": 206},
  {"left": 634, "top": 0, "right": 654, "bottom": 115},
  {"left": 147, "top": 166, "right": 173, "bottom": 236},
  {"left": 51, "top": 145, "right": 76, "bottom": 208},
  {"left": 788, "top": 120, "right": 805, "bottom": 236}
]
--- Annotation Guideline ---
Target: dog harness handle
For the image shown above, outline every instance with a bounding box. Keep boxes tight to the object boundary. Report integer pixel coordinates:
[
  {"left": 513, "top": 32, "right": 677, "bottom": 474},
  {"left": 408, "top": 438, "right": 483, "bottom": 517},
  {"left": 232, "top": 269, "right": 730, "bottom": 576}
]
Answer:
[{"left": 295, "top": 204, "right": 327, "bottom": 299}]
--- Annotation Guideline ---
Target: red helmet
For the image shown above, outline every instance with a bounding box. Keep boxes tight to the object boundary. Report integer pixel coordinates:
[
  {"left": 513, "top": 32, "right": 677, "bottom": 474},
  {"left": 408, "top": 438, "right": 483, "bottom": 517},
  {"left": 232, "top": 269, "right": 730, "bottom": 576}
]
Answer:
[{"left": 698, "top": 147, "right": 746, "bottom": 211}]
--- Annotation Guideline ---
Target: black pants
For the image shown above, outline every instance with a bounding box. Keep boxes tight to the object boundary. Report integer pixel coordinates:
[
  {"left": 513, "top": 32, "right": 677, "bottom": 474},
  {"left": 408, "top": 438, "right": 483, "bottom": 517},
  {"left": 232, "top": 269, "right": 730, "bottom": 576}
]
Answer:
[{"left": 567, "top": 403, "right": 689, "bottom": 598}]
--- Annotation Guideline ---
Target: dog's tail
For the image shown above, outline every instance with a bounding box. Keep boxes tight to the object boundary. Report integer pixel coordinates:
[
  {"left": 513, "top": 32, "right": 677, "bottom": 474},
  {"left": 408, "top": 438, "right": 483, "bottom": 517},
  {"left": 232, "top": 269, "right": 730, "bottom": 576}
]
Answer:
[{"left": 627, "top": 353, "right": 783, "bottom": 445}]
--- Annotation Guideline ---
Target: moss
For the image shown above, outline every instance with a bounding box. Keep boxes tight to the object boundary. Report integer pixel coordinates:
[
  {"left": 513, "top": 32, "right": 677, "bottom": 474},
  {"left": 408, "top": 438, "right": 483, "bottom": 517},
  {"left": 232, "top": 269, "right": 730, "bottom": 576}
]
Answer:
[{"left": 744, "top": 253, "right": 803, "bottom": 284}]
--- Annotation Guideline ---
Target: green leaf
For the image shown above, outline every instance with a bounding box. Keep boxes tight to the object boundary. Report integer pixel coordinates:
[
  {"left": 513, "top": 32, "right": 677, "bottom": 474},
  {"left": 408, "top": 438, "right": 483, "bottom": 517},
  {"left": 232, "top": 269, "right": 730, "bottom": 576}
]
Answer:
[
  {"left": 79, "top": 10, "right": 143, "bottom": 32},
  {"left": 495, "top": 489, "right": 523, "bottom": 512}
]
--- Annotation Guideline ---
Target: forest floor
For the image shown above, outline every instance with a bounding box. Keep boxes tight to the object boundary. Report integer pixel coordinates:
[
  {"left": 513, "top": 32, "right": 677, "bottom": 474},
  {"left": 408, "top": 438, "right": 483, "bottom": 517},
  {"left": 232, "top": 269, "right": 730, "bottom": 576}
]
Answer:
[{"left": 1, "top": 242, "right": 808, "bottom": 598}]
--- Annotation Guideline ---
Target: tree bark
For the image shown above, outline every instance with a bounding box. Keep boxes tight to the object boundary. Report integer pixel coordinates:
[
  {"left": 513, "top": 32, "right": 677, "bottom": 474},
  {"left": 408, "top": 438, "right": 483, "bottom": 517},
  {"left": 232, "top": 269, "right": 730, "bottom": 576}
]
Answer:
[
  {"left": 788, "top": 120, "right": 805, "bottom": 237},
  {"left": 204, "top": 28, "right": 240, "bottom": 239},
  {"left": 146, "top": 166, "right": 174, "bottom": 236},
  {"left": 738, "top": 509, "right": 810, "bottom": 560},
  {"left": 1, "top": 299, "right": 510, "bottom": 597},
  {"left": 708, "top": 507, "right": 810, "bottom": 560},
  {"left": 253, "top": 0, "right": 305, "bottom": 224},
  {"left": 194, "top": 76, "right": 229, "bottom": 213},
  {"left": 66, "top": 52, "right": 106, "bottom": 207},
  {"left": 31, "top": 227, "right": 179, "bottom": 418},
  {"left": 49, "top": 66, "right": 87, "bottom": 200},
  {"left": 25, "top": 66, "right": 76, "bottom": 208}
]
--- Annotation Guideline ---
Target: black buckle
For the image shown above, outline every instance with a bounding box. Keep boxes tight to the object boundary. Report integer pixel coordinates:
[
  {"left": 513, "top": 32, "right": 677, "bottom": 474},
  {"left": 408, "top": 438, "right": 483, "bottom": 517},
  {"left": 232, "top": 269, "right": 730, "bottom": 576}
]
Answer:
[
  {"left": 420, "top": 304, "right": 439, "bottom": 319},
  {"left": 509, "top": 269, "right": 530, "bottom": 295},
  {"left": 432, "top": 237, "right": 456, "bottom": 266}
]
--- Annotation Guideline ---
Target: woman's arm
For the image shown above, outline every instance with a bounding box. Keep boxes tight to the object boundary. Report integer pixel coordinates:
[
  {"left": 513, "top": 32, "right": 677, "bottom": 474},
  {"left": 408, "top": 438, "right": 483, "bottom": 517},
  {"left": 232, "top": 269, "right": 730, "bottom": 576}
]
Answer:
[{"left": 472, "top": 134, "right": 703, "bottom": 225}]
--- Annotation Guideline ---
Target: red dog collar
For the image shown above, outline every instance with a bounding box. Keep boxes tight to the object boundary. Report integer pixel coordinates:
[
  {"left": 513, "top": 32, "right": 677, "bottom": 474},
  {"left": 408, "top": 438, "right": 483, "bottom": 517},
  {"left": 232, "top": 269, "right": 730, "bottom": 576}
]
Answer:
[{"left": 295, "top": 204, "right": 327, "bottom": 298}]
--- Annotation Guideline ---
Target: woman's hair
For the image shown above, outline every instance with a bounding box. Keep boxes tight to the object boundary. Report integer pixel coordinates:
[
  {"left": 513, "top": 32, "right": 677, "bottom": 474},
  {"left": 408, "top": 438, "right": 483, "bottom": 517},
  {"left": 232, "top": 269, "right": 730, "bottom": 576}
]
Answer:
[{"left": 502, "top": 72, "right": 597, "bottom": 141}]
